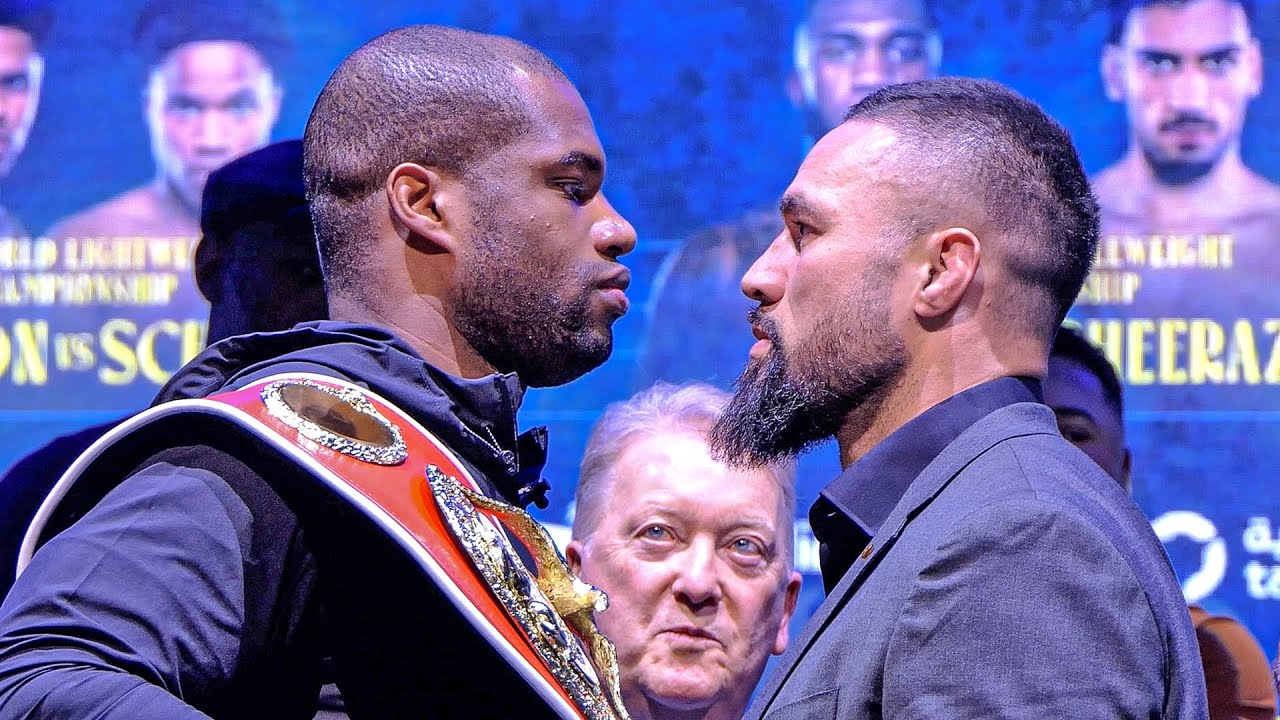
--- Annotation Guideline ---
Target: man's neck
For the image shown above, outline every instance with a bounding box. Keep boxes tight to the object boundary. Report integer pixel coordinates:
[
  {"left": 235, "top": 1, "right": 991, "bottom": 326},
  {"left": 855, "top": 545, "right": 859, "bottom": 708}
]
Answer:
[
  {"left": 1105, "top": 146, "right": 1257, "bottom": 225},
  {"left": 150, "top": 175, "right": 201, "bottom": 222},
  {"left": 836, "top": 340, "right": 1045, "bottom": 468},
  {"left": 328, "top": 294, "right": 497, "bottom": 380}
]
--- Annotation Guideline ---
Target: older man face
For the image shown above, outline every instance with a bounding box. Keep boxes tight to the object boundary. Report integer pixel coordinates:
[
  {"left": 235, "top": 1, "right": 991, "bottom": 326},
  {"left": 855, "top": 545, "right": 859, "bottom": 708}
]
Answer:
[{"left": 568, "top": 430, "right": 800, "bottom": 719}]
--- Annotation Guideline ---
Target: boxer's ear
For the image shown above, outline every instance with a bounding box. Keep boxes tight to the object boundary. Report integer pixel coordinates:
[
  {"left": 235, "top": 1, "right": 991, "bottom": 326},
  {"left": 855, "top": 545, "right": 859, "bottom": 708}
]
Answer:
[
  {"left": 386, "top": 162, "right": 464, "bottom": 255},
  {"left": 914, "top": 227, "right": 980, "bottom": 320}
]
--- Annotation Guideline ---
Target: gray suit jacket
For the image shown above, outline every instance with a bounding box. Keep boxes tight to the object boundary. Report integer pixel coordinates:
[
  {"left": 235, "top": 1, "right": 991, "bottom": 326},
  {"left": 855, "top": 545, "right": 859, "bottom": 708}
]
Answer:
[{"left": 748, "top": 402, "right": 1207, "bottom": 719}]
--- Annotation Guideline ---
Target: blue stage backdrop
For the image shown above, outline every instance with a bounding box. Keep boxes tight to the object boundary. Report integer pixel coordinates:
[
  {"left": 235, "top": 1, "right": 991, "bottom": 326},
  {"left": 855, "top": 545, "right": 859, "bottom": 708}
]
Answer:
[{"left": 0, "top": 0, "right": 1277, "bottom": 658}]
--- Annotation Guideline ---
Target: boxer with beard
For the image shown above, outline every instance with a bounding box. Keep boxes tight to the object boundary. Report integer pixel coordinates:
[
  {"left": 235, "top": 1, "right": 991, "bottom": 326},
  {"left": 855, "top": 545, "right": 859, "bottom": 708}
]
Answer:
[{"left": 710, "top": 77, "right": 1207, "bottom": 719}]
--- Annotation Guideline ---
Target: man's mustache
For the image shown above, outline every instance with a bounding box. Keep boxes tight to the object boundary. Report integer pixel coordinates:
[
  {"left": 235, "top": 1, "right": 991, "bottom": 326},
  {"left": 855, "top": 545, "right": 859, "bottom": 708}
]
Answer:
[
  {"left": 747, "top": 306, "right": 782, "bottom": 344},
  {"left": 1159, "top": 112, "right": 1218, "bottom": 133}
]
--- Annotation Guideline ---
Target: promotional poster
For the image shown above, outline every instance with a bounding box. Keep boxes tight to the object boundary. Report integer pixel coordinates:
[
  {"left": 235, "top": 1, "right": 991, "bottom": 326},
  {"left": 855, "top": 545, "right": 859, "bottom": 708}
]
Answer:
[{"left": 0, "top": 0, "right": 1276, "bottom": 656}]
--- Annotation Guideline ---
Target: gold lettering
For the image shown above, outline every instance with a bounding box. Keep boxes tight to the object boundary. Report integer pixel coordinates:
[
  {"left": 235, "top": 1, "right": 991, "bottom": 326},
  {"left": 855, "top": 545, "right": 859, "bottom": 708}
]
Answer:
[
  {"left": 1094, "top": 236, "right": 1121, "bottom": 269},
  {"left": 0, "top": 276, "right": 18, "bottom": 305},
  {"left": 71, "top": 332, "right": 94, "bottom": 370},
  {"left": 98, "top": 319, "right": 137, "bottom": 385},
  {"left": 1199, "top": 235, "right": 1221, "bottom": 268},
  {"left": 62, "top": 238, "right": 157, "bottom": 271},
  {"left": 0, "top": 239, "right": 57, "bottom": 270},
  {"left": 1127, "top": 320, "right": 1156, "bottom": 384},
  {"left": 1225, "top": 320, "right": 1262, "bottom": 384},
  {"left": 1158, "top": 319, "right": 1188, "bottom": 384},
  {"left": 11, "top": 320, "right": 47, "bottom": 385},
  {"left": 1149, "top": 236, "right": 1167, "bottom": 269},
  {"left": 53, "top": 333, "right": 70, "bottom": 371},
  {"left": 35, "top": 238, "right": 56, "bottom": 269},
  {"left": 137, "top": 320, "right": 181, "bottom": 384},
  {"left": 0, "top": 325, "right": 10, "bottom": 378},
  {"left": 145, "top": 237, "right": 198, "bottom": 271},
  {"left": 1083, "top": 319, "right": 1125, "bottom": 373},
  {"left": 46, "top": 272, "right": 182, "bottom": 306},
  {"left": 1123, "top": 237, "right": 1146, "bottom": 266},
  {"left": 177, "top": 237, "right": 196, "bottom": 270},
  {"left": 1167, "top": 235, "right": 1191, "bottom": 267},
  {"left": 1189, "top": 319, "right": 1226, "bottom": 384},
  {"left": 20, "top": 274, "right": 55, "bottom": 305},
  {"left": 1096, "top": 233, "right": 1237, "bottom": 270},
  {"left": 1264, "top": 320, "right": 1280, "bottom": 384},
  {"left": 148, "top": 239, "right": 172, "bottom": 269},
  {"left": 1075, "top": 271, "right": 1142, "bottom": 305}
]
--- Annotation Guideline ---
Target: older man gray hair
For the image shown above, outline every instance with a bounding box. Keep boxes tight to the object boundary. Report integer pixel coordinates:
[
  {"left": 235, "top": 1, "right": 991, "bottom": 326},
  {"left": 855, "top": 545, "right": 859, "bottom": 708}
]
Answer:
[{"left": 568, "top": 382, "right": 802, "bottom": 720}]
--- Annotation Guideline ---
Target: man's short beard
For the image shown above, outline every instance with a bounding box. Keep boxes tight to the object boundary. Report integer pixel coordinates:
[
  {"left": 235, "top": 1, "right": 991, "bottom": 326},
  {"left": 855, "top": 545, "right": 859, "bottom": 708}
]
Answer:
[
  {"left": 710, "top": 311, "right": 907, "bottom": 467},
  {"left": 453, "top": 268, "right": 610, "bottom": 387},
  {"left": 450, "top": 203, "right": 612, "bottom": 388},
  {"left": 1145, "top": 152, "right": 1218, "bottom": 186},
  {"left": 1139, "top": 127, "right": 1226, "bottom": 186}
]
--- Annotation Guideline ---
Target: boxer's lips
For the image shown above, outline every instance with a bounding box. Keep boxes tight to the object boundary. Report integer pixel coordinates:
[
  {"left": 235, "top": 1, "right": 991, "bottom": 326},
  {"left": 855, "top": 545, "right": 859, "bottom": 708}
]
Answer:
[
  {"left": 596, "top": 268, "right": 631, "bottom": 315},
  {"left": 749, "top": 323, "right": 772, "bottom": 359}
]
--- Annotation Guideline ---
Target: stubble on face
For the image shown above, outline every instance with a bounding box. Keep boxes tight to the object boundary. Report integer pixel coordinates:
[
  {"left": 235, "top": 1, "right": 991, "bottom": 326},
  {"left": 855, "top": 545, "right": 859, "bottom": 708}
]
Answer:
[
  {"left": 1138, "top": 112, "right": 1225, "bottom": 185},
  {"left": 450, "top": 188, "right": 614, "bottom": 388}
]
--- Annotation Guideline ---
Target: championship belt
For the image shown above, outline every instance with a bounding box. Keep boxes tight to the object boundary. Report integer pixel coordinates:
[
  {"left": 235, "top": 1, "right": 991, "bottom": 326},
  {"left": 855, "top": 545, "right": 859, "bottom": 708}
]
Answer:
[{"left": 20, "top": 373, "right": 630, "bottom": 720}]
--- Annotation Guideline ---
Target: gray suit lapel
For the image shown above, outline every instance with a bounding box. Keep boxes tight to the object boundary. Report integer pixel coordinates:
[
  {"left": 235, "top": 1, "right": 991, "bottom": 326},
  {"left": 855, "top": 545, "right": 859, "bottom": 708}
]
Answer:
[{"left": 747, "top": 403, "right": 1059, "bottom": 718}]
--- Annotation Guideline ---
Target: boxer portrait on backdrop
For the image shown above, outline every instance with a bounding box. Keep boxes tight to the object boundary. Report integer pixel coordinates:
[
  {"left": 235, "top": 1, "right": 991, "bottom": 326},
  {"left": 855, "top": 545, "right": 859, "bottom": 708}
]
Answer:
[
  {"left": 0, "top": 2, "right": 48, "bottom": 239},
  {"left": 1094, "top": 0, "right": 1279, "bottom": 241},
  {"left": 45, "top": 0, "right": 287, "bottom": 241}
]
